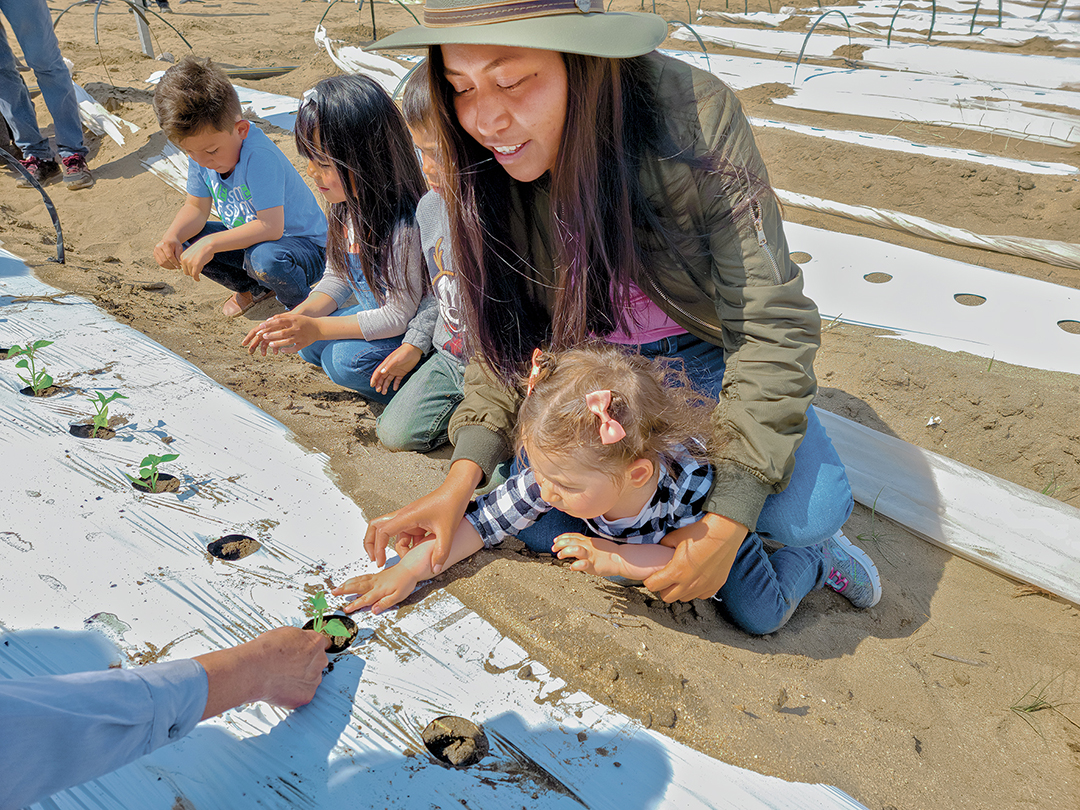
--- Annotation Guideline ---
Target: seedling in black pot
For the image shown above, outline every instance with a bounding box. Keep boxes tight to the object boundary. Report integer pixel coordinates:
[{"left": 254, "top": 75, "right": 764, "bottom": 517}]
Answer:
[{"left": 9, "top": 340, "right": 54, "bottom": 396}]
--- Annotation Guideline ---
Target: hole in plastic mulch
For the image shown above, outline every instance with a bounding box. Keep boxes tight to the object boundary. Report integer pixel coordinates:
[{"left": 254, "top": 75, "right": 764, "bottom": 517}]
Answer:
[
  {"left": 863, "top": 272, "right": 892, "bottom": 284},
  {"left": 69, "top": 423, "right": 117, "bottom": 440},
  {"left": 422, "top": 715, "right": 490, "bottom": 767},
  {"left": 1057, "top": 320, "right": 1080, "bottom": 335},
  {"left": 207, "top": 534, "right": 262, "bottom": 561},
  {"left": 953, "top": 293, "right": 986, "bottom": 307}
]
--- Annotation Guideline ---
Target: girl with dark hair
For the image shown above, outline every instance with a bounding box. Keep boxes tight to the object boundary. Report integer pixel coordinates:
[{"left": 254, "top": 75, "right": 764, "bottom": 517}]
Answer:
[
  {"left": 358, "top": 4, "right": 881, "bottom": 626},
  {"left": 242, "top": 74, "right": 429, "bottom": 404}
]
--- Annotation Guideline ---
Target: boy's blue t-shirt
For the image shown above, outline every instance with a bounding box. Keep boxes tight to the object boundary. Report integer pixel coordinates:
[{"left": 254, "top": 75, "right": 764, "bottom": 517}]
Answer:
[{"left": 185, "top": 125, "right": 327, "bottom": 244}]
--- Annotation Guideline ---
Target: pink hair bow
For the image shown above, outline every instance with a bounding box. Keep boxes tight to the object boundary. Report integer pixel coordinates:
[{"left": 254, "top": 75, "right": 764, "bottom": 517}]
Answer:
[{"left": 585, "top": 390, "right": 626, "bottom": 445}]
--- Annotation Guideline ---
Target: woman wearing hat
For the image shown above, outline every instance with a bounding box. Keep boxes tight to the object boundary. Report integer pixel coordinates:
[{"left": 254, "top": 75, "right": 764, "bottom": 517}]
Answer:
[{"left": 359, "top": 1, "right": 881, "bottom": 629}]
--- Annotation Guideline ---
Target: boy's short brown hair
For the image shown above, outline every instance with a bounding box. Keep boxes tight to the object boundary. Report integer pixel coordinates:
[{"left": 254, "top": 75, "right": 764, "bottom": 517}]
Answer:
[
  {"left": 400, "top": 63, "right": 433, "bottom": 131},
  {"left": 153, "top": 55, "right": 242, "bottom": 142}
]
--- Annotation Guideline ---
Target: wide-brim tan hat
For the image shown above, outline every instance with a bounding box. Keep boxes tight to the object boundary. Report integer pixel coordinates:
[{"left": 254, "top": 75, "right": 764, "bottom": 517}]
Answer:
[{"left": 366, "top": 0, "right": 668, "bottom": 59}]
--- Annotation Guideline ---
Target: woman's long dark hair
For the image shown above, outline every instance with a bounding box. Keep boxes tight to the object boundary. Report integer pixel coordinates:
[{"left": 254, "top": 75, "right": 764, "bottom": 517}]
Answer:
[
  {"left": 295, "top": 74, "right": 427, "bottom": 301},
  {"left": 426, "top": 49, "right": 767, "bottom": 384}
]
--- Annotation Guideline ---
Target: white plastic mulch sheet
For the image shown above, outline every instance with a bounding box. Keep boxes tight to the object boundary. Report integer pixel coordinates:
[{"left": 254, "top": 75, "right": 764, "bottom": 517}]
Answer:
[
  {"left": 662, "top": 49, "right": 1080, "bottom": 146},
  {"left": 673, "top": 25, "right": 1080, "bottom": 88},
  {"left": 788, "top": 222, "right": 1080, "bottom": 376},
  {"left": 748, "top": 118, "right": 1078, "bottom": 175},
  {"left": 314, "top": 24, "right": 410, "bottom": 96},
  {"left": 0, "top": 250, "right": 866, "bottom": 809}
]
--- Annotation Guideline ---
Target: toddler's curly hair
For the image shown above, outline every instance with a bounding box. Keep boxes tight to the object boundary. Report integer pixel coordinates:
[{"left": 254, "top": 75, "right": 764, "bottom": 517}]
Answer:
[{"left": 516, "top": 343, "right": 711, "bottom": 480}]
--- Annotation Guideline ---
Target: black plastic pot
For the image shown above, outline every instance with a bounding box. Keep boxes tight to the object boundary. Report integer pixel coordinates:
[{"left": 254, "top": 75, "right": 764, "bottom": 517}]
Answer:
[{"left": 303, "top": 614, "right": 359, "bottom": 654}]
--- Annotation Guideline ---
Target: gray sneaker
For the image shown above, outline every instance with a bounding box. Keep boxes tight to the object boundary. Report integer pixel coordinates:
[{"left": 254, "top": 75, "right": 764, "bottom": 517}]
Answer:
[
  {"left": 62, "top": 155, "right": 95, "bottom": 190},
  {"left": 822, "top": 531, "right": 882, "bottom": 608}
]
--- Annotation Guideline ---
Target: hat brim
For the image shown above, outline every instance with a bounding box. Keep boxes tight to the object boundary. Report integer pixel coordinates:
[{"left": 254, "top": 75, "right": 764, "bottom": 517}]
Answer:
[{"left": 365, "top": 12, "right": 668, "bottom": 59}]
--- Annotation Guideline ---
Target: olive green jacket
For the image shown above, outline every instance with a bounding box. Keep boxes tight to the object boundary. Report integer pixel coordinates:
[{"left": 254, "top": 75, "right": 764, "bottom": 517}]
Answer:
[{"left": 447, "top": 52, "right": 821, "bottom": 532}]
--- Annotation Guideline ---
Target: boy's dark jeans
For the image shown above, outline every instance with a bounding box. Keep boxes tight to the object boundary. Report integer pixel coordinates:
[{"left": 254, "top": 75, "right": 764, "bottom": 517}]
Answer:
[{"left": 185, "top": 222, "right": 325, "bottom": 308}]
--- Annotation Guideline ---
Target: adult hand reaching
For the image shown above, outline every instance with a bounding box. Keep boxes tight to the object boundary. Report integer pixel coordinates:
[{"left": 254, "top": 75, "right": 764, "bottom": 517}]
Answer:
[
  {"left": 194, "top": 626, "right": 330, "bottom": 718},
  {"left": 643, "top": 512, "right": 747, "bottom": 602},
  {"left": 361, "top": 459, "right": 483, "bottom": 573}
]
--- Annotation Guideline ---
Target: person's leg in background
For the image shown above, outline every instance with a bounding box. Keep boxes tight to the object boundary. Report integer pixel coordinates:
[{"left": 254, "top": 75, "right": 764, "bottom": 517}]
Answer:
[{"left": 0, "top": 0, "right": 93, "bottom": 189}]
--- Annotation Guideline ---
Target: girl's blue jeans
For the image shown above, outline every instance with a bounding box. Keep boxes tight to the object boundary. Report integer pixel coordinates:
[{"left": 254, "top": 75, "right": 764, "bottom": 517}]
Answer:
[
  {"left": 298, "top": 305, "right": 408, "bottom": 405},
  {"left": 185, "top": 222, "right": 325, "bottom": 309},
  {"left": 514, "top": 333, "right": 853, "bottom": 635}
]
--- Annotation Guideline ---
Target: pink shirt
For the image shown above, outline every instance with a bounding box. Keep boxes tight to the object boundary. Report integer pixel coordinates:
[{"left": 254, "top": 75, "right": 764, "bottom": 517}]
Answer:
[{"left": 605, "top": 284, "right": 687, "bottom": 345}]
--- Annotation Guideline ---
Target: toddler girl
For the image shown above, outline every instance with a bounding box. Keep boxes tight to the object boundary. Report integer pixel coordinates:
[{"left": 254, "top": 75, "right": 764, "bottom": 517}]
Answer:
[
  {"left": 334, "top": 344, "right": 879, "bottom": 634},
  {"left": 242, "top": 75, "right": 428, "bottom": 404}
]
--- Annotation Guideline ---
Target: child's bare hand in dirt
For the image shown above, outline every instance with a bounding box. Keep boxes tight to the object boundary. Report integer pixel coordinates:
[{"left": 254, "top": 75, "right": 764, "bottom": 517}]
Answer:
[
  {"left": 241, "top": 313, "right": 320, "bottom": 355},
  {"left": 370, "top": 343, "right": 422, "bottom": 395},
  {"left": 179, "top": 240, "right": 215, "bottom": 281},
  {"left": 553, "top": 533, "right": 620, "bottom": 577},
  {"left": 154, "top": 238, "right": 183, "bottom": 271}
]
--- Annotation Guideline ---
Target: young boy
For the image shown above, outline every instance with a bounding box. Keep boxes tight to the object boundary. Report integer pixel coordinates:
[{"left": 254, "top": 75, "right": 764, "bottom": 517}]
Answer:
[
  {"left": 372, "top": 66, "right": 468, "bottom": 453},
  {"left": 152, "top": 56, "right": 327, "bottom": 317}
]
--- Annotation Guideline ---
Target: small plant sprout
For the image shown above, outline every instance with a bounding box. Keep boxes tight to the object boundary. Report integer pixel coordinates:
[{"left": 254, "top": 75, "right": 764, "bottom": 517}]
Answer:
[
  {"left": 1009, "top": 675, "right": 1080, "bottom": 737},
  {"left": 126, "top": 452, "right": 179, "bottom": 491},
  {"left": 9, "top": 340, "right": 54, "bottom": 395},
  {"left": 304, "top": 591, "right": 349, "bottom": 637},
  {"left": 87, "top": 391, "right": 128, "bottom": 438}
]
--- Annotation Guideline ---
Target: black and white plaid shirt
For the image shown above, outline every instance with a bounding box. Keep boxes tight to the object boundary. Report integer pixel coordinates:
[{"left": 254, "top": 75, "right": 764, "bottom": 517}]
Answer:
[{"left": 465, "top": 443, "right": 714, "bottom": 548}]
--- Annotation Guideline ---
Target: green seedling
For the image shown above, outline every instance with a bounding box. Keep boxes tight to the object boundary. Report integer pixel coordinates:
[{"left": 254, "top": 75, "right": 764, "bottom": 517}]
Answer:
[
  {"left": 9, "top": 339, "right": 54, "bottom": 395},
  {"left": 86, "top": 391, "right": 128, "bottom": 438},
  {"left": 304, "top": 591, "right": 349, "bottom": 638},
  {"left": 126, "top": 452, "right": 179, "bottom": 491}
]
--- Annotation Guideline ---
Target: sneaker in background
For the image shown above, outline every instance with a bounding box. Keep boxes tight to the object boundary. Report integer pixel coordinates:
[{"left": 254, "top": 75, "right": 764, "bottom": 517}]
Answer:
[
  {"left": 16, "top": 155, "right": 61, "bottom": 187},
  {"left": 822, "top": 531, "right": 882, "bottom": 608},
  {"left": 61, "top": 154, "right": 95, "bottom": 190}
]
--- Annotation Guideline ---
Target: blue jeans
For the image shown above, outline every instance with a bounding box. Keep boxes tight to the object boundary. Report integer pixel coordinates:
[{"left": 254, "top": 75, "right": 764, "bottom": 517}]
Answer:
[
  {"left": 376, "top": 350, "right": 464, "bottom": 451},
  {"left": 515, "top": 333, "right": 853, "bottom": 635},
  {"left": 298, "top": 305, "right": 408, "bottom": 404},
  {"left": 185, "top": 222, "right": 325, "bottom": 309},
  {"left": 0, "top": 0, "right": 87, "bottom": 161}
]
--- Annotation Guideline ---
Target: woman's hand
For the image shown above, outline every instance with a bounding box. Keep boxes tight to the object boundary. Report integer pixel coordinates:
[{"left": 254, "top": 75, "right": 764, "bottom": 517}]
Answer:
[
  {"left": 370, "top": 343, "right": 423, "bottom": 395},
  {"left": 643, "top": 512, "right": 747, "bottom": 602},
  {"left": 363, "top": 460, "right": 483, "bottom": 572},
  {"left": 241, "top": 313, "right": 322, "bottom": 355}
]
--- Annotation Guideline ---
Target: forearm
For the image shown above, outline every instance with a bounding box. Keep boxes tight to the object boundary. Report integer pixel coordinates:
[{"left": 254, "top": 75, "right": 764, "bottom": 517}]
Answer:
[
  {"left": 164, "top": 200, "right": 210, "bottom": 244},
  {"left": 193, "top": 645, "right": 265, "bottom": 720},
  {"left": 290, "top": 292, "right": 340, "bottom": 319},
  {"left": 196, "top": 216, "right": 283, "bottom": 254},
  {"left": 608, "top": 542, "right": 676, "bottom": 581},
  {"left": 397, "top": 518, "right": 486, "bottom": 583}
]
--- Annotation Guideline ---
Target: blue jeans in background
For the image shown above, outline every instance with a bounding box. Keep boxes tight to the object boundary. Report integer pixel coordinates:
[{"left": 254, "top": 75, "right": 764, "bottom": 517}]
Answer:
[
  {"left": 376, "top": 351, "right": 465, "bottom": 452},
  {"left": 299, "top": 306, "right": 408, "bottom": 405},
  {"left": 184, "top": 222, "right": 325, "bottom": 309},
  {"left": 513, "top": 332, "right": 853, "bottom": 635},
  {"left": 0, "top": 0, "right": 87, "bottom": 161}
]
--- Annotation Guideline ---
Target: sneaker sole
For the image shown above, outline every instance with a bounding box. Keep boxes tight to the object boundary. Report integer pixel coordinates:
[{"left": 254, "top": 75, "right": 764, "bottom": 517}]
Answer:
[
  {"left": 830, "top": 530, "right": 883, "bottom": 608},
  {"left": 64, "top": 176, "right": 95, "bottom": 190}
]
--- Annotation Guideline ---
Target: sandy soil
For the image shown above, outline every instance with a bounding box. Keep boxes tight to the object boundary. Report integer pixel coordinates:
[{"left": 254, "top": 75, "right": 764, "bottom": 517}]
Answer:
[{"left": 3, "top": 1, "right": 1080, "bottom": 807}]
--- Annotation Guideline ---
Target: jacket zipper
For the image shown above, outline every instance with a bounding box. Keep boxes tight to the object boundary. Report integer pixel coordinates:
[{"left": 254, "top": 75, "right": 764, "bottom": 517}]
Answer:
[
  {"left": 644, "top": 275, "right": 724, "bottom": 340},
  {"left": 751, "top": 199, "right": 784, "bottom": 286}
]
